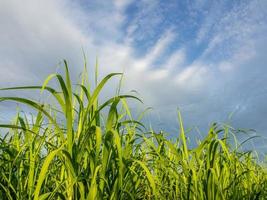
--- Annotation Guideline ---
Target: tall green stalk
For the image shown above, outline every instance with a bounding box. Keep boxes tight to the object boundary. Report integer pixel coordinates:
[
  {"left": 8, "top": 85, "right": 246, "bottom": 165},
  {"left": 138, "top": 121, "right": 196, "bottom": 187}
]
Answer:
[{"left": 0, "top": 60, "right": 266, "bottom": 199}]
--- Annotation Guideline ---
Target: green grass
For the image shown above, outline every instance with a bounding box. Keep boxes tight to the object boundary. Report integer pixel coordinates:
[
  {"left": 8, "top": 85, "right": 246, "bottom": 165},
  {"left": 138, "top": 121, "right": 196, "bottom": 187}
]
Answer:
[{"left": 0, "top": 60, "right": 266, "bottom": 199}]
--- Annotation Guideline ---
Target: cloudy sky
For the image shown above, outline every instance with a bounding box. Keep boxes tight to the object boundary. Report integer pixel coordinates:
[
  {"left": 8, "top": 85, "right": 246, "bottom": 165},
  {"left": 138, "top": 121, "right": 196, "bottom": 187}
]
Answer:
[{"left": 0, "top": 0, "right": 267, "bottom": 152}]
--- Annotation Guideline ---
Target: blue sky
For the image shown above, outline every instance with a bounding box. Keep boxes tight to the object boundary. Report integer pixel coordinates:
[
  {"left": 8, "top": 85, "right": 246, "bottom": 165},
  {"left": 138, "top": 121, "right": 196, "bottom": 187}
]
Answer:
[{"left": 0, "top": 0, "right": 267, "bottom": 152}]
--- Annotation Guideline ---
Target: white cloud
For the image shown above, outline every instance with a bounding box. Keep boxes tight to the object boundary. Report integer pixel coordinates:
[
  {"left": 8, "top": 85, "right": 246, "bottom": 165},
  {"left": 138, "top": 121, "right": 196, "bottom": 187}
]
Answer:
[
  {"left": 147, "top": 69, "right": 169, "bottom": 80},
  {"left": 197, "top": 0, "right": 266, "bottom": 64},
  {"left": 125, "top": 0, "right": 162, "bottom": 43},
  {"left": 113, "top": 0, "right": 133, "bottom": 10},
  {"left": 175, "top": 64, "right": 208, "bottom": 89},
  {"left": 218, "top": 61, "right": 233, "bottom": 72},
  {"left": 133, "top": 29, "right": 175, "bottom": 71},
  {"left": 164, "top": 49, "right": 185, "bottom": 71},
  {"left": 0, "top": 0, "right": 90, "bottom": 86}
]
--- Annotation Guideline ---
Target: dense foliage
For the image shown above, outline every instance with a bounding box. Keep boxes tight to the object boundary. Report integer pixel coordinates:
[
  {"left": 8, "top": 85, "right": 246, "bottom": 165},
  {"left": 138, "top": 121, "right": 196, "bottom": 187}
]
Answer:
[{"left": 0, "top": 61, "right": 266, "bottom": 199}]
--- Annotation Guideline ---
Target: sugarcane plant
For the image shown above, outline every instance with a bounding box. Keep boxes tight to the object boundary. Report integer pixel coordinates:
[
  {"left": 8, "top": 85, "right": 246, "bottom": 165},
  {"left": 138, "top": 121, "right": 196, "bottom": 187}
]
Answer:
[{"left": 0, "top": 59, "right": 266, "bottom": 200}]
